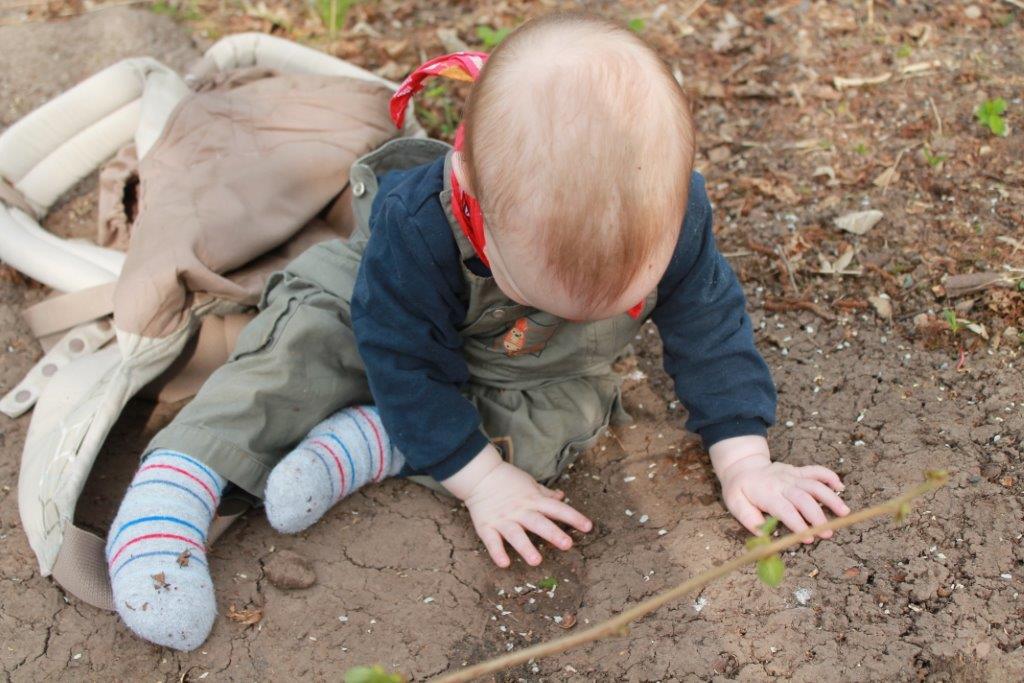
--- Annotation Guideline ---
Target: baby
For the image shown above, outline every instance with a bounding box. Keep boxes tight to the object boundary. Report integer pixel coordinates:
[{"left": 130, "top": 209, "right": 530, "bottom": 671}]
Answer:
[{"left": 105, "top": 11, "right": 849, "bottom": 650}]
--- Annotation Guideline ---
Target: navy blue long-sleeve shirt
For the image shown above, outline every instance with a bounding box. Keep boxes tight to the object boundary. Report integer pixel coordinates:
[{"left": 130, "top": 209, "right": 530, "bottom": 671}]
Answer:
[{"left": 351, "top": 154, "right": 776, "bottom": 480}]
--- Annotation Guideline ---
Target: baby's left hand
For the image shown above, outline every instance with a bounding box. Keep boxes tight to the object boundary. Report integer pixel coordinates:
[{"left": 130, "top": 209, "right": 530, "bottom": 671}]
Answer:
[{"left": 710, "top": 435, "right": 850, "bottom": 543}]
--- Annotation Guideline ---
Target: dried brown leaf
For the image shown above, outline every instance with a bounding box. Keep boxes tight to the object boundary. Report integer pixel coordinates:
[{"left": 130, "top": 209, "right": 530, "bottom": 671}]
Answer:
[{"left": 227, "top": 604, "right": 264, "bottom": 626}]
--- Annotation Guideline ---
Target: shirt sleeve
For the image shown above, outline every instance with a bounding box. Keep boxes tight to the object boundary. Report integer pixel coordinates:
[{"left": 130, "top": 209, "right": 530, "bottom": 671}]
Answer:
[
  {"left": 351, "top": 195, "right": 490, "bottom": 480},
  {"left": 651, "top": 173, "right": 777, "bottom": 448}
]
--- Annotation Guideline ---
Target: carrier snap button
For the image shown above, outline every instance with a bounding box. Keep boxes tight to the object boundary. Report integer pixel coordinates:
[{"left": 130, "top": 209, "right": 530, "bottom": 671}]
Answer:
[
  {"left": 491, "top": 309, "right": 506, "bottom": 320},
  {"left": 352, "top": 181, "right": 366, "bottom": 197}
]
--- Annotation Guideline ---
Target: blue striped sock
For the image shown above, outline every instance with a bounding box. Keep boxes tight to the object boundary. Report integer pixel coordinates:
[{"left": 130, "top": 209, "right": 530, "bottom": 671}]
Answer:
[
  {"left": 265, "top": 405, "right": 404, "bottom": 533},
  {"left": 106, "top": 449, "right": 226, "bottom": 651}
]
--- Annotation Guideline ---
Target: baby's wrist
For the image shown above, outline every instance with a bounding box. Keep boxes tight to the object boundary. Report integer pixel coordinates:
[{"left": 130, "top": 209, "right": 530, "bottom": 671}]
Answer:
[
  {"left": 709, "top": 435, "right": 771, "bottom": 482},
  {"left": 440, "top": 443, "right": 503, "bottom": 501}
]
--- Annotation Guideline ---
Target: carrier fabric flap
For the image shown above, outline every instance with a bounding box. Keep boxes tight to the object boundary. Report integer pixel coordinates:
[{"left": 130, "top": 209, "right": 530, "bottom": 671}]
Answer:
[{"left": 114, "top": 69, "right": 399, "bottom": 339}]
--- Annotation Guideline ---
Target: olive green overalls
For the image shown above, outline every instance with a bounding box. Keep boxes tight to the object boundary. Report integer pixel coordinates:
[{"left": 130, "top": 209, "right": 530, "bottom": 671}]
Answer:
[{"left": 147, "top": 138, "right": 653, "bottom": 495}]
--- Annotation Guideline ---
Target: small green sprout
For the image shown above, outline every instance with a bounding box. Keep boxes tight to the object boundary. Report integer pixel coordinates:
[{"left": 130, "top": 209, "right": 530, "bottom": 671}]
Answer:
[
  {"left": 745, "top": 517, "right": 785, "bottom": 587},
  {"left": 344, "top": 665, "right": 406, "bottom": 683},
  {"left": 476, "top": 25, "right": 511, "bottom": 50},
  {"left": 975, "top": 98, "right": 1009, "bottom": 137},
  {"left": 537, "top": 577, "right": 558, "bottom": 591},
  {"left": 925, "top": 151, "right": 948, "bottom": 168},
  {"left": 894, "top": 501, "right": 912, "bottom": 523},
  {"left": 151, "top": 0, "right": 202, "bottom": 21},
  {"left": 895, "top": 43, "right": 913, "bottom": 59},
  {"left": 942, "top": 308, "right": 962, "bottom": 334},
  {"left": 423, "top": 84, "right": 447, "bottom": 99},
  {"left": 316, "top": 0, "right": 356, "bottom": 34},
  {"left": 628, "top": 18, "right": 646, "bottom": 32},
  {"left": 853, "top": 142, "right": 870, "bottom": 155}
]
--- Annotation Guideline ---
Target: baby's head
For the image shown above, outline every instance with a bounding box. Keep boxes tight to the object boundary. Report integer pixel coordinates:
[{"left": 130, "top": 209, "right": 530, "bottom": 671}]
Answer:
[{"left": 456, "top": 11, "right": 695, "bottom": 320}]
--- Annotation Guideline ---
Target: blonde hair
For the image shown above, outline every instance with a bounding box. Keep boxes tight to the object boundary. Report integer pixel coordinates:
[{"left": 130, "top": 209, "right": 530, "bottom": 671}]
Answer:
[{"left": 462, "top": 11, "right": 695, "bottom": 310}]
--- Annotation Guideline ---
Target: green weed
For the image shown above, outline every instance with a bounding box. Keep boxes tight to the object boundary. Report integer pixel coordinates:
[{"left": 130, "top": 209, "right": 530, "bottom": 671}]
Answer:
[
  {"left": 344, "top": 665, "right": 405, "bottom": 683},
  {"left": 317, "top": 0, "right": 356, "bottom": 35},
  {"left": 745, "top": 517, "right": 784, "bottom": 587},
  {"left": 923, "top": 147, "right": 948, "bottom": 168},
  {"left": 975, "top": 98, "right": 1009, "bottom": 137},
  {"left": 942, "top": 308, "right": 962, "bottom": 334},
  {"left": 476, "top": 25, "right": 511, "bottom": 50}
]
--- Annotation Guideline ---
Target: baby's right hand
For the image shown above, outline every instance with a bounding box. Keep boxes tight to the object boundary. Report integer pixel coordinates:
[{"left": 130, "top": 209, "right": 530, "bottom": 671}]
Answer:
[{"left": 442, "top": 445, "right": 592, "bottom": 567}]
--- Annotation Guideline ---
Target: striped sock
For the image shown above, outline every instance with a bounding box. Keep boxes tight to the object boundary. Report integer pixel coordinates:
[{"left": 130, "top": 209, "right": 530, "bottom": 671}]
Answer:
[
  {"left": 106, "top": 449, "right": 226, "bottom": 651},
  {"left": 265, "top": 405, "right": 404, "bottom": 533}
]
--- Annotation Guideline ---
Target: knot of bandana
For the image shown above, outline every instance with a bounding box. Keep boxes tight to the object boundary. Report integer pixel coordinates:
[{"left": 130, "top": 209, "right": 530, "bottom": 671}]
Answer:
[
  {"left": 390, "top": 51, "right": 490, "bottom": 267},
  {"left": 389, "top": 52, "right": 644, "bottom": 320}
]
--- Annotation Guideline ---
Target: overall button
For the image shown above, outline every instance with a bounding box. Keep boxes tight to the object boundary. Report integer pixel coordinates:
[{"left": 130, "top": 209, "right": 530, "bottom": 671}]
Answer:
[
  {"left": 491, "top": 308, "right": 507, "bottom": 320},
  {"left": 352, "top": 181, "right": 366, "bottom": 197}
]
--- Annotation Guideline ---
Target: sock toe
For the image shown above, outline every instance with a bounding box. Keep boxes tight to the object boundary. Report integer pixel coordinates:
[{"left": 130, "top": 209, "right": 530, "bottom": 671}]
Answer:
[
  {"left": 264, "top": 456, "right": 335, "bottom": 533},
  {"left": 113, "top": 563, "right": 216, "bottom": 651}
]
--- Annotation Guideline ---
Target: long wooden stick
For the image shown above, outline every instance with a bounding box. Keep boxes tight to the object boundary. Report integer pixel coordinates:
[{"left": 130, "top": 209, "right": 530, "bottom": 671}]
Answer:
[{"left": 432, "top": 471, "right": 948, "bottom": 683}]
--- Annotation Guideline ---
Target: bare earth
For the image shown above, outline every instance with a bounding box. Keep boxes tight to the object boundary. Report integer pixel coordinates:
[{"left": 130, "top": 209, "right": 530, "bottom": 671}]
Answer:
[{"left": 1, "top": 3, "right": 1023, "bottom": 681}]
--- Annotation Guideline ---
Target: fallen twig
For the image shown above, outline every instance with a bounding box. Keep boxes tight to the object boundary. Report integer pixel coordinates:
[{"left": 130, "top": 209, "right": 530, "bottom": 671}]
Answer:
[
  {"left": 833, "top": 298, "right": 870, "bottom": 310},
  {"left": 774, "top": 246, "right": 799, "bottom": 293},
  {"left": 764, "top": 297, "right": 836, "bottom": 321},
  {"left": 432, "top": 472, "right": 949, "bottom": 683},
  {"left": 834, "top": 72, "right": 891, "bottom": 90}
]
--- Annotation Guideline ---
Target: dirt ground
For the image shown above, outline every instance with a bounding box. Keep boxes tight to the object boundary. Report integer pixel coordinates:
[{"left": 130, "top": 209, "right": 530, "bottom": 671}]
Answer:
[{"left": 1, "top": 1, "right": 1023, "bottom": 681}]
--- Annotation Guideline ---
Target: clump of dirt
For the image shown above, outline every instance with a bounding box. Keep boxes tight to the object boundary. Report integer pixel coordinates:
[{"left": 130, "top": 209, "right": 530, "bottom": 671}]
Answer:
[
  {"left": 1, "top": 2, "right": 1023, "bottom": 682},
  {"left": 264, "top": 549, "right": 317, "bottom": 590}
]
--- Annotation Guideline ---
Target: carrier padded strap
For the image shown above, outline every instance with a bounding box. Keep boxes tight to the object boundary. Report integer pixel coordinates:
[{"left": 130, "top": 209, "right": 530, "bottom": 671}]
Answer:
[{"left": 22, "top": 282, "right": 116, "bottom": 339}]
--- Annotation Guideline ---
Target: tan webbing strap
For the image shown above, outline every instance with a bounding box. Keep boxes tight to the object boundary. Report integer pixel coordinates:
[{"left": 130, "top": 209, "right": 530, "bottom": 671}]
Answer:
[
  {"left": 51, "top": 505, "right": 249, "bottom": 612},
  {"left": 51, "top": 524, "right": 115, "bottom": 611},
  {"left": 0, "top": 174, "right": 38, "bottom": 218},
  {"left": 22, "top": 282, "right": 117, "bottom": 339}
]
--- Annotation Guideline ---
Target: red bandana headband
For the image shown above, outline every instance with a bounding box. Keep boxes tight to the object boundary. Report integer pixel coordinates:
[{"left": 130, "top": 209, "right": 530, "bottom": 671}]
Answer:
[
  {"left": 390, "top": 51, "right": 490, "bottom": 267},
  {"left": 389, "top": 52, "right": 643, "bottom": 319}
]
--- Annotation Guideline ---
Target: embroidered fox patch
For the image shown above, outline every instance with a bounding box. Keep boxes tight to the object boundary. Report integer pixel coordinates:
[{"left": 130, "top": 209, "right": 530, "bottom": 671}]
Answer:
[{"left": 492, "top": 316, "right": 558, "bottom": 358}]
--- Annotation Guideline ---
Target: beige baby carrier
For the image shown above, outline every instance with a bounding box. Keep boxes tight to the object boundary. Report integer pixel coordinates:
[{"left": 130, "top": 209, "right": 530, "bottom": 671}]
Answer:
[{"left": 0, "top": 34, "right": 423, "bottom": 610}]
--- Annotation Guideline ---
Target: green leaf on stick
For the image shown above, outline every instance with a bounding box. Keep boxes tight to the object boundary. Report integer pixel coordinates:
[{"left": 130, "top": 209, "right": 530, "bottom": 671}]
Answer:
[{"left": 756, "top": 555, "right": 785, "bottom": 587}]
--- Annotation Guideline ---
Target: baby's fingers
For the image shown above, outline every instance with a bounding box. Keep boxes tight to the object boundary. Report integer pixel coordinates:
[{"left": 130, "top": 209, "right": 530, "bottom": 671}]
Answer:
[
  {"left": 797, "top": 479, "right": 850, "bottom": 517},
  {"left": 537, "top": 498, "right": 593, "bottom": 533},
  {"left": 725, "top": 493, "right": 766, "bottom": 535},
  {"left": 786, "top": 489, "right": 830, "bottom": 540},
  {"left": 537, "top": 485, "right": 565, "bottom": 501},
  {"left": 763, "top": 496, "right": 814, "bottom": 544},
  {"left": 799, "top": 465, "right": 844, "bottom": 491},
  {"left": 497, "top": 521, "right": 543, "bottom": 566},
  {"left": 479, "top": 526, "right": 511, "bottom": 568},
  {"left": 521, "top": 511, "right": 573, "bottom": 551}
]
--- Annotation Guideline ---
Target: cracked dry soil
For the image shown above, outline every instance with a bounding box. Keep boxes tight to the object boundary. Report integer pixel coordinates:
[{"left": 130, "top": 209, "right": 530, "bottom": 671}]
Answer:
[{"left": 2, "top": 5, "right": 1024, "bottom": 682}]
